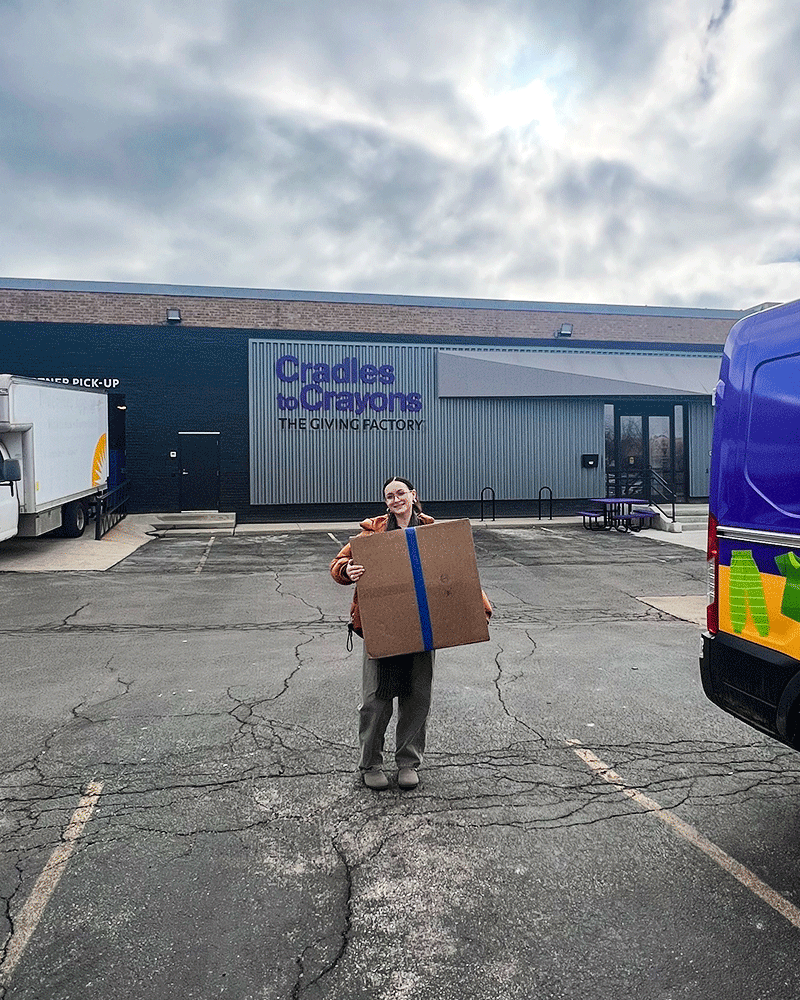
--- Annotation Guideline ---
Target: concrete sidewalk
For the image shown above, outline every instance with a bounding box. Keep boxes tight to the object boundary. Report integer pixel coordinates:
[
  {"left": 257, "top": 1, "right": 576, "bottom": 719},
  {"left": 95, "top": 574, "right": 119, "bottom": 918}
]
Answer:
[
  {"left": 0, "top": 515, "right": 156, "bottom": 572},
  {"left": 629, "top": 525, "right": 706, "bottom": 552}
]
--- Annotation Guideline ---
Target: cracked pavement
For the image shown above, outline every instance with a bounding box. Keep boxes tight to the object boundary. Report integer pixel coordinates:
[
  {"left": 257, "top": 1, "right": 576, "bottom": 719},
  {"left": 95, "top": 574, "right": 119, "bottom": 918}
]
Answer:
[{"left": 1, "top": 524, "right": 800, "bottom": 998}]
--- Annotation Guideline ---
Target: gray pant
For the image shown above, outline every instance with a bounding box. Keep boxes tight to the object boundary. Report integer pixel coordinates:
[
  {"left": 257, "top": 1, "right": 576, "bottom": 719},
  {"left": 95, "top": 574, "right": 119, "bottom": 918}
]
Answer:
[{"left": 359, "top": 646, "right": 434, "bottom": 772}]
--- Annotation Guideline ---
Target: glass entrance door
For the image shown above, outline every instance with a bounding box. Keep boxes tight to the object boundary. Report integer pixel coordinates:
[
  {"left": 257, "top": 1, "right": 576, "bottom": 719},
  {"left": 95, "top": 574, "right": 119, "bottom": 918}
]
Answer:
[
  {"left": 648, "top": 414, "right": 671, "bottom": 480},
  {"left": 606, "top": 403, "right": 686, "bottom": 501}
]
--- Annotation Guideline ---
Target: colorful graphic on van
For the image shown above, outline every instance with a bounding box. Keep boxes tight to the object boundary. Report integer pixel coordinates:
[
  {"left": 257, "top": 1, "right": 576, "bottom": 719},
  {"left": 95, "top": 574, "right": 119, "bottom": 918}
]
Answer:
[
  {"left": 775, "top": 552, "right": 800, "bottom": 623},
  {"left": 728, "top": 550, "right": 770, "bottom": 637},
  {"left": 92, "top": 433, "right": 108, "bottom": 487},
  {"left": 718, "top": 541, "right": 800, "bottom": 656}
]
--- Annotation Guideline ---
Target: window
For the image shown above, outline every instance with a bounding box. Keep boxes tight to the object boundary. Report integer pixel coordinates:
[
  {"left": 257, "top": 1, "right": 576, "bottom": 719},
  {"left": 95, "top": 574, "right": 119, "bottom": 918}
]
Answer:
[{"left": 746, "top": 355, "right": 800, "bottom": 515}]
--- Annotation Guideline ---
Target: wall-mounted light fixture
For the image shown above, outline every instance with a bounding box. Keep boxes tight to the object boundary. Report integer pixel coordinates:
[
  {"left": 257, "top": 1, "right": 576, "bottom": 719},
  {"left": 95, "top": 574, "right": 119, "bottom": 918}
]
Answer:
[
  {"left": 554, "top": 323, "right": 573, "bottom": 338},
  {"left": 166, "top": 308, "right": 182, "bottom": 323}
]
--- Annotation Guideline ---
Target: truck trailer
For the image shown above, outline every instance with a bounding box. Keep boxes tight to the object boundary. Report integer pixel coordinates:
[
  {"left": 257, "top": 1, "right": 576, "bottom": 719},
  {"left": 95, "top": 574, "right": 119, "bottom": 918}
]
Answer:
[{"left": 0, "top": 375, "right": 109, "bottom": 541}]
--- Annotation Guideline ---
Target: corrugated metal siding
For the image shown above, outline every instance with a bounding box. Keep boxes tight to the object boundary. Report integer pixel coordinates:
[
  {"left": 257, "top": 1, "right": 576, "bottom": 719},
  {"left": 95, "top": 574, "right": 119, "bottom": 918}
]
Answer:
[
  {"left": 250, "top": 340, "right": 439, "bottom": 504},
  {"left": 250, "top": 340, "right": 606, "bottom": 504},
  {"left": 688, "top": 400, "right": 714, "bottom": 497},
  {"left": 436, "top": 396, "right": 605, "bottom": 499}
]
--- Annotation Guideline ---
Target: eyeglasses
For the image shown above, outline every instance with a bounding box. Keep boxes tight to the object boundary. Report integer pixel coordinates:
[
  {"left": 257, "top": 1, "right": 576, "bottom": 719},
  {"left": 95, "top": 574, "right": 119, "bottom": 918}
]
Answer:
[{"left": 385, "top": 490, "right": 411, "bottom": 501}]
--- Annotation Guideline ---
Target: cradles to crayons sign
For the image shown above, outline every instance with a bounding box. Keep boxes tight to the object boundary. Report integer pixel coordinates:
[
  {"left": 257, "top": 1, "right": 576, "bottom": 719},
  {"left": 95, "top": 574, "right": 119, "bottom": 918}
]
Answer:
[{"left": 275, "top": 354, "right": 425, "bottom": 431}]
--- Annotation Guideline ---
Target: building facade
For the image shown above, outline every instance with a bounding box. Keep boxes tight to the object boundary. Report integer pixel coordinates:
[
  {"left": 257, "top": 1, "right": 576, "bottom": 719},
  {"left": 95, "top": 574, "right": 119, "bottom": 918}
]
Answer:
[{"left": 0, "top": 278, "right": 748, "bottom": 520}]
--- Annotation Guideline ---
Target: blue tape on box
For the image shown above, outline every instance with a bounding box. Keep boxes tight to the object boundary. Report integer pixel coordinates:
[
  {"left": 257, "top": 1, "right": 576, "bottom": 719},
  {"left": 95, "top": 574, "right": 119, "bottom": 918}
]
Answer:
[{"left": 404, "top": 527, "right": 434, "bottom": 650}]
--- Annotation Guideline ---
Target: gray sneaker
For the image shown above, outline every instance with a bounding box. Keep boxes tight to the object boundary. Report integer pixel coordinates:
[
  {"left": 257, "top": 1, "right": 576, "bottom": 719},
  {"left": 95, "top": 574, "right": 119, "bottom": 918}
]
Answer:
[
  {"left": 363, "top": 769, "right": 389, "bottom": 790},
  {"left": 397, "top": 767, "right": 419, "bottom": 790}
]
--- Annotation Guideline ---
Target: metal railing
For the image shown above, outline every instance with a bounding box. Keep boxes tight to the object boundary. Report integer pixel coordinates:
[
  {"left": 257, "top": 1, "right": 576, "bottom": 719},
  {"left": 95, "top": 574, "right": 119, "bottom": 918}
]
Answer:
[
  {"left": 93, "top": 481, "right": 129, "bottom": 539},
  {"left": 606, "top": 469, "right": 676, "bottom": 521},
  {"left": 647, "top": 469, "right": 676, "bottom": 522},
  {"left": 480, "top": 486, "right": 496, "bottom": 522},
  {"left": 606, "top": 469, "right": 644, "bottom": 498}
]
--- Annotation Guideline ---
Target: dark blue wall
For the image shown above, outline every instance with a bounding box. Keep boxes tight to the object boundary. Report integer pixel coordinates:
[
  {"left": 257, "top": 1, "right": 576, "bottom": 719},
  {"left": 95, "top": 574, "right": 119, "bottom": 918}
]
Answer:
[{"left": 0, "top": 321, "right": 252, "bottom": 514}]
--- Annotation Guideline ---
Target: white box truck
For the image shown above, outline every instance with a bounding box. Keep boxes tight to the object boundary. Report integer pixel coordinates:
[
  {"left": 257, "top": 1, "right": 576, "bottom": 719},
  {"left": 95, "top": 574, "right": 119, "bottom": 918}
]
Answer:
[{"left": 0, "top": 375, "right": 109, "bottom": 541}]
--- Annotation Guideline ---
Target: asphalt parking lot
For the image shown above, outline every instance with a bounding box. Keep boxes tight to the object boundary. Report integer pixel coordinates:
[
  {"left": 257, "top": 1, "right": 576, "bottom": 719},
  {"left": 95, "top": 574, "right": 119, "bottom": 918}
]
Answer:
[{"left": 1, "top": 519, "right": 799, "bottom": 1000}]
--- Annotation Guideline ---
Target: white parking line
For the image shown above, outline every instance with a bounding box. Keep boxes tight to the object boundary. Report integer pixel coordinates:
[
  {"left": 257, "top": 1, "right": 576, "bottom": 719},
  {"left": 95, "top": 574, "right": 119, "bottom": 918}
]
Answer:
[
  {"left": 569, "top": 742, "right": 800, "bottom": 931},
  {"left": 538, "top": 527, "right": 572, "bottom": 541},
  {"left": 0, "top": 780, "right": 104, "bottom": 984},
  {"left": 194, "top": 536, "right": 216, "bottom": 574}
]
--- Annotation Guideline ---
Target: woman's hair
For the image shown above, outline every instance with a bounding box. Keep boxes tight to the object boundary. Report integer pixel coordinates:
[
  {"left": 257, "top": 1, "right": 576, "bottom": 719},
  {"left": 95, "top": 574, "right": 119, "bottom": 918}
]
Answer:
[{"left": 383, "top": 476, "right": 422, "bottom": 514}]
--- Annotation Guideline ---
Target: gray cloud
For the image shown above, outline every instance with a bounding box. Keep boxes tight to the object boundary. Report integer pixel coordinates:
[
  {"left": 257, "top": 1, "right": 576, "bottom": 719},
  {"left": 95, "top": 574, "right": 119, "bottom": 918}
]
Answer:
[
  {"left": 708, "top": 0, "right": 736, "bottom": 34},
  {"left": 495, "top": 0, "right": 666, "bottom": 96},
  {"left": 0, "top": 94, "right": 251, "bottom": 208}
]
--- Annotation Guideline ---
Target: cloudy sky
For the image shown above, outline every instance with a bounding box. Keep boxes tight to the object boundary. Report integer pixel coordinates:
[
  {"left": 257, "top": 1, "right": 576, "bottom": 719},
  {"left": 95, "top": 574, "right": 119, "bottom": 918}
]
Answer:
[{"left": 1, "top": 0, "right": 799, "bottom": 309}]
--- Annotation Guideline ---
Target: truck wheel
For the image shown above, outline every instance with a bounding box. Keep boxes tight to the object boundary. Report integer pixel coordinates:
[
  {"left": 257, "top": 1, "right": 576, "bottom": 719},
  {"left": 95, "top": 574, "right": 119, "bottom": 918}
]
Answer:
[
  {"left": 61, "top": 500, "right": 87, "bottom": 538},
  {"left": 786, "top": 700, "right": 800, "bottom": 751}
]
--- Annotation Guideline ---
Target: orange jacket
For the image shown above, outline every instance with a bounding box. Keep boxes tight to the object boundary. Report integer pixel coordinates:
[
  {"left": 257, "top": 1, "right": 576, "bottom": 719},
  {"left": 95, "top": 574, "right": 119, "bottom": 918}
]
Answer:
[{"left": 330, "top": 513, "right": 492, "bottom": 635}]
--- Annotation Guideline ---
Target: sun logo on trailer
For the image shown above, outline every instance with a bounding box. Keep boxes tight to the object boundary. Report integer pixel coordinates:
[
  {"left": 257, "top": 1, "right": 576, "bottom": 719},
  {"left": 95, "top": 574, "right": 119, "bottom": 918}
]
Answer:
[{"left": 92, "top": 433, "right": 108, "bottom": 487}]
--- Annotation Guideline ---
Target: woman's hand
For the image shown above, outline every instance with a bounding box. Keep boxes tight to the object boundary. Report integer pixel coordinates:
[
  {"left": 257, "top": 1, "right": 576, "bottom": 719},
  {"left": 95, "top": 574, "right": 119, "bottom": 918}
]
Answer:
[{"left": 346, "top": 560, "right": 365, "bottom": 582}]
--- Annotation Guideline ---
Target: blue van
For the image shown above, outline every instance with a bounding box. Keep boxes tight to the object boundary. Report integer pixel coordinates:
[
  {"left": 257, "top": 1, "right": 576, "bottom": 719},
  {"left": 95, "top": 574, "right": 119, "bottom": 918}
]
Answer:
[{"left": 701, "top": 299, "right": 800, "bottom": 747}]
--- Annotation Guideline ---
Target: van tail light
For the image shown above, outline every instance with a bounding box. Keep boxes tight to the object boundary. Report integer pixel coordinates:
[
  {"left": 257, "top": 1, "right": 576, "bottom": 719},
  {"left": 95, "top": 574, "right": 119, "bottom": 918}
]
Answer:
[{"left": 707, "top": 512, "right": 719, "bottom": 634}]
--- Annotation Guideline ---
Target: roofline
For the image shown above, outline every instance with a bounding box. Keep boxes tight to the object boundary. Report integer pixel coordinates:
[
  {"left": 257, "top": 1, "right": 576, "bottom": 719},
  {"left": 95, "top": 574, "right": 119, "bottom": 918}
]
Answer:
[
  {"left": 0, "top": 319, "right": 728, "bottom": 353},
  {"left": 0, "top": 276, "right": 748, "bottom": 321}
]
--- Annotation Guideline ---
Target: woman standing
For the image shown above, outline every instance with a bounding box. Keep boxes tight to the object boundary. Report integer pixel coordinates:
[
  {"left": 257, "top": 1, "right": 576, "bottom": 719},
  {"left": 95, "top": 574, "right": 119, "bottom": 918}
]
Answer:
[{"left": 330, "top": 476, "right": 491, "bottom": 791}]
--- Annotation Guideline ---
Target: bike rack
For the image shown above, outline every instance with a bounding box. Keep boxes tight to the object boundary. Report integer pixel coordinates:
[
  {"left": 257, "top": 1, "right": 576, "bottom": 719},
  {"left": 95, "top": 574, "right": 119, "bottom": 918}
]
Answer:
[
  {"left": 537, "top": 486, "right": 553, "bottom": 520},
  {"left": 480, "top": 486, "right": 496, "bottom": 522}
]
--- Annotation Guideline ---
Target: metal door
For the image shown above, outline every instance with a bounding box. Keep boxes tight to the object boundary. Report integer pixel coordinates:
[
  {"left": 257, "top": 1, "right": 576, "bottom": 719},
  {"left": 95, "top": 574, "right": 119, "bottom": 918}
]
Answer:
[{"left": 179, "top": 432, "right": 220, "bottom": 511}]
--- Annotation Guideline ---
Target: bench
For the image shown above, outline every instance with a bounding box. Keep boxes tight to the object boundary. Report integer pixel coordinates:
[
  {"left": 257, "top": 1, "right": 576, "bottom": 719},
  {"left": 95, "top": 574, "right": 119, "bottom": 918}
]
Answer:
[{"left": 578, "top": 510, "right": 605, "bottom": 530}]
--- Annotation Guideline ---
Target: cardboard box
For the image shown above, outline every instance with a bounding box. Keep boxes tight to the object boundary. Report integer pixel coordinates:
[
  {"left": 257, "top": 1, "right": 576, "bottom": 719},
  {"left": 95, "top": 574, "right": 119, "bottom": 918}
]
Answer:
[{"left": 350, "top": 518, "right": 490, "bottom": 659}]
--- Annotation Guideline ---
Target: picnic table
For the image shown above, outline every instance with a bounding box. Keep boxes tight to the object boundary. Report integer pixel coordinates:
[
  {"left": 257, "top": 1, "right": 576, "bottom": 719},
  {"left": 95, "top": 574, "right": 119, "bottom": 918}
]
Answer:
[{"left": 579, "top": 498, "right": 654, "bottom": 532}]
